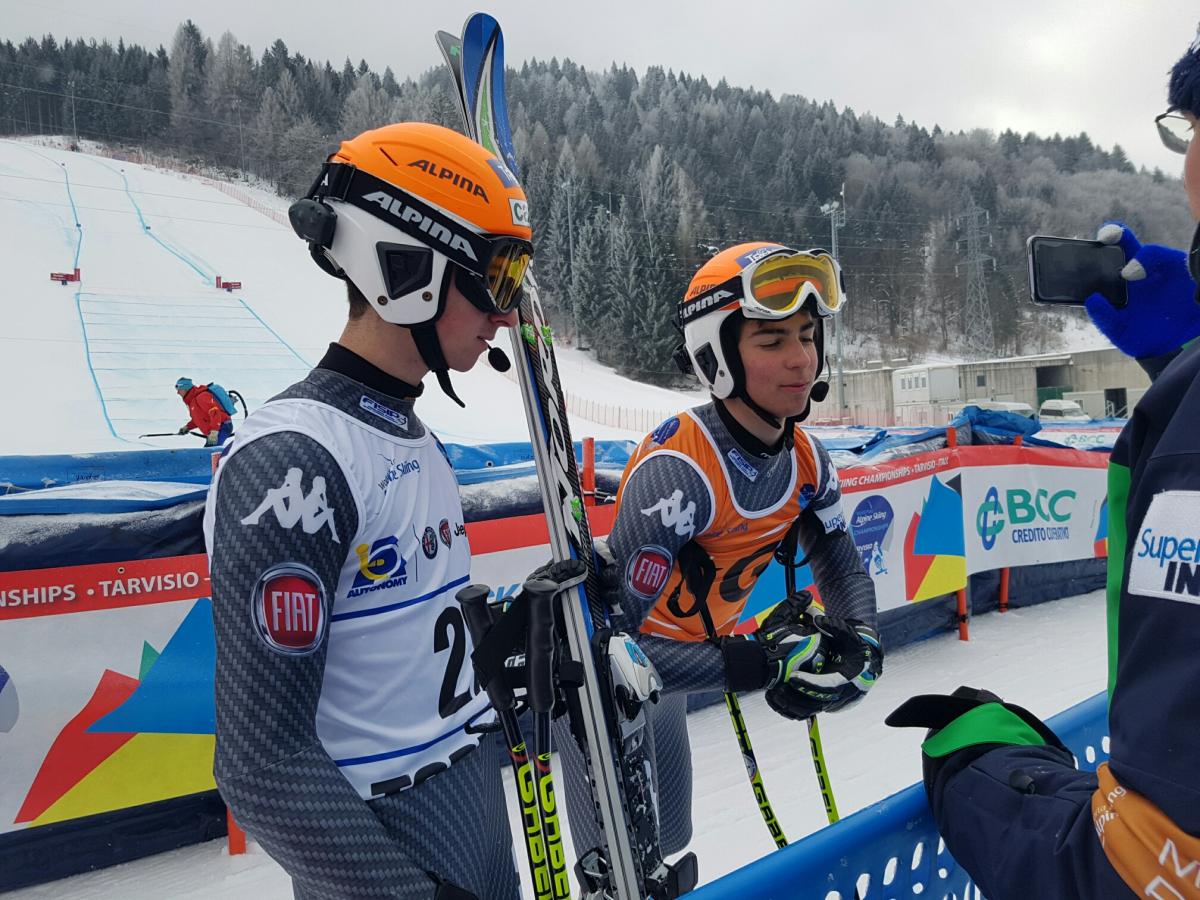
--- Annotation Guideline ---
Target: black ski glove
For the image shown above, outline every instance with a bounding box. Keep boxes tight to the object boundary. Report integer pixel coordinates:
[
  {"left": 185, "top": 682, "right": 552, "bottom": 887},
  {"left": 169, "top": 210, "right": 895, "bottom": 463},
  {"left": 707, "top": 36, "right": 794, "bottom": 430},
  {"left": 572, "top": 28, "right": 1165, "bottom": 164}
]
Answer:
[
  {"left": 592, "top": 538, "right": 626, "bottom": 614},
  {"left": 886, "top": 685, "right": 1074, "bottom": 804},
  {"left": 758, "top": 597, "right": 882, "bottom": 721}
]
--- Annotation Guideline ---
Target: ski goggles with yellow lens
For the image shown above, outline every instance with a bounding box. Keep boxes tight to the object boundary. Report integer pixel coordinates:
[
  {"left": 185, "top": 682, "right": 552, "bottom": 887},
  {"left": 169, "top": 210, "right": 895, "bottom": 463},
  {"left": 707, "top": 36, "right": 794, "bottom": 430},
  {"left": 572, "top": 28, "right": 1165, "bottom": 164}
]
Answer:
[
  {"left": 678, "top": 249, "right": 845, "bottom": 326},
  {"left": 483, "top": 241, "right": 532, "bottom": 313},
  {"left": 742, "top": 250, "right": 844, "bottom": 319}
]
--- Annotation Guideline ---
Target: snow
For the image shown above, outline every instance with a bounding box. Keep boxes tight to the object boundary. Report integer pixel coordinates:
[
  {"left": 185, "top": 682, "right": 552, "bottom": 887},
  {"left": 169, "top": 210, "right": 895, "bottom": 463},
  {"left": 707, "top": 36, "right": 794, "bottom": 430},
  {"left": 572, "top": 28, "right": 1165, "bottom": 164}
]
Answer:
[
  {"left": 5, "top": 591, "right": 1107, "bottom": 899},
  {"left": 0, "top": 138, "right": 694, "bottom": 455}
]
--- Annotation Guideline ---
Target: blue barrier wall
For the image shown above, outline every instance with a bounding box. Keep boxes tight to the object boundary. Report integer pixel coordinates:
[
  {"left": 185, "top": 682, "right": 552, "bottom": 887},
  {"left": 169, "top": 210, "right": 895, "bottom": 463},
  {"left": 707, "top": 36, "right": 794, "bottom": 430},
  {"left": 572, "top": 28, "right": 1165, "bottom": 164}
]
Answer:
[{"left": 690, "top": 691, "right": 1109, "bottom": 900}]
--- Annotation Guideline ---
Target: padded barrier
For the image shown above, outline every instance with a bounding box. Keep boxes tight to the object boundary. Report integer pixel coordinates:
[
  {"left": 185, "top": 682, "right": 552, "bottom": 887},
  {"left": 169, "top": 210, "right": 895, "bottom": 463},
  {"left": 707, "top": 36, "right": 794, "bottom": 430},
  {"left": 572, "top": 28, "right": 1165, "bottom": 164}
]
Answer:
[{"left": 689, "top": 691, "right": 1109, "bottom": 900}]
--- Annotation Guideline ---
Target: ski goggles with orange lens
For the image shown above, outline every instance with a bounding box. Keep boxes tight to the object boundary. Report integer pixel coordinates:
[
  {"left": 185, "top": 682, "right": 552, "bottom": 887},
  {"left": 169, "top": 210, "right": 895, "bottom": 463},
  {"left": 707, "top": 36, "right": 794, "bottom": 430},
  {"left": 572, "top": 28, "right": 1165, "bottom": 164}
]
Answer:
[{"left": 743, "top": 250, "right": 844, "bottom": 319}]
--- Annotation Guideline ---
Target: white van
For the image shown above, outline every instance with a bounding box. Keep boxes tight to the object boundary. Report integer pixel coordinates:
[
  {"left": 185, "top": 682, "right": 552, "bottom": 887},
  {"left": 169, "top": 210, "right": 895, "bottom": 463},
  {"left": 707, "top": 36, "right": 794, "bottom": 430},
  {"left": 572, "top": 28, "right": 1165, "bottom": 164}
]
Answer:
[{"left": 1038, "top": 399, "right": 1090, "bottom": 423}]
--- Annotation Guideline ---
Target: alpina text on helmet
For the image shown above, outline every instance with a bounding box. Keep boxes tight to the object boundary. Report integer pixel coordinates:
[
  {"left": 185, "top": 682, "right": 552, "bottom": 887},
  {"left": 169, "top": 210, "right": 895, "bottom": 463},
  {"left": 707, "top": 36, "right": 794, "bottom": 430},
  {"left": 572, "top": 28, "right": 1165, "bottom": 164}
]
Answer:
[
  {"left": 361, "top": 191, "right": 479, "bottom": 262},
  {"left": 408, "top": 159, "right": 490, "bottom": 202},
  {"left": 679, "top": 288, "right": 736, "bottom": 323}
]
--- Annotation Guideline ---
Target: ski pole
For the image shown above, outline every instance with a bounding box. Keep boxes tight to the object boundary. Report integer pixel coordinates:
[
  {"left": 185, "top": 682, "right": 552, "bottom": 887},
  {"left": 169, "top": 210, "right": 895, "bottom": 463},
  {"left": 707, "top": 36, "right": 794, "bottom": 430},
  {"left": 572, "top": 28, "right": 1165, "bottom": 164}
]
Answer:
[
  {"left": 524, "top": 578, "right": 571, "bottom": 900},
  {"left": 805, "top": 717, "right": 840, "bottom": 824},
  {"left": 778, "top": 529, "right": 850, "bottom": 837},
  {"left": 695, "top": 600, "right": 789, "bottom": 849},
  {"left": 724, "top": 690, "right": 788, "bottom": 848},
  {"left": 137, "top": 430, "right": 204, "bottom": 438},
  {"left": 457, "top": 584, "right": 554, "bottom": 900}
]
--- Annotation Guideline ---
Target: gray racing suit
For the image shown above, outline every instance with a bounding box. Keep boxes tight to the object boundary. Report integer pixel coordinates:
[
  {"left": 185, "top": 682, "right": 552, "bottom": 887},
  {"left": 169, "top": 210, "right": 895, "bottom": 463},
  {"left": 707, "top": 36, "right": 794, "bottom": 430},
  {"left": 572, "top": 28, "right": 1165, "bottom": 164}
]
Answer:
[{"left": 203, "top": 343, "right": 518, "bottom": 900}]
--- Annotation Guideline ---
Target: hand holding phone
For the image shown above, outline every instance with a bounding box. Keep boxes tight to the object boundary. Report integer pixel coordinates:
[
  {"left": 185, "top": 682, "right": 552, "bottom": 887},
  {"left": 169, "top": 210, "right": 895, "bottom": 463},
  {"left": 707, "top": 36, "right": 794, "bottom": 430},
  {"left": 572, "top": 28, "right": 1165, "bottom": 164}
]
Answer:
[
  {"left": 1027, "top": 235, "right": 1127, "bottom": 307},
  {"left": 1080, "top": 222, "right": 1200, "bottom": 358}
]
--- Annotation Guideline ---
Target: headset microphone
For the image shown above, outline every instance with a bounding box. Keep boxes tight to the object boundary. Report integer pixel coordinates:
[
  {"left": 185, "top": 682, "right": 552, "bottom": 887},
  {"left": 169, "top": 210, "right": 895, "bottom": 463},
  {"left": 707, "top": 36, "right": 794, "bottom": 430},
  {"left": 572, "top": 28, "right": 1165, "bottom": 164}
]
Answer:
[{"left": 487, "top": 345, "right": 511, "bottom": 373}]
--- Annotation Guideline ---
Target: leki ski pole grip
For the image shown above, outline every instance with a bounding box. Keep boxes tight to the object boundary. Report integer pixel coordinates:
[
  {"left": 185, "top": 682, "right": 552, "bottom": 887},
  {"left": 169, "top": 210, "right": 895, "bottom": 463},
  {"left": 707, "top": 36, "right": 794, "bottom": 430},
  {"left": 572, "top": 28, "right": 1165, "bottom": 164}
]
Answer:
[
  {"left": 457, "top": 584, "right": 516, "bottom": 712},
  {"left": 523, "top": 578, "right": 558, "bottom": 715}
]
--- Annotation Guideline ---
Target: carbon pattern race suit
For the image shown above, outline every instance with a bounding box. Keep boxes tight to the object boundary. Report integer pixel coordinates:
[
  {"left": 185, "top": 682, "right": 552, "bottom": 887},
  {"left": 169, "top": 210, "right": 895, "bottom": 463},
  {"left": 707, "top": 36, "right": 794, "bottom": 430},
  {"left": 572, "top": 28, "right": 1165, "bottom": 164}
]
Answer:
[
  {"left": 203, "top": 344, "right": 517, "bottom": 900},
  {"left": 560, "top": 400, "right": 877, "bottom": 857}
]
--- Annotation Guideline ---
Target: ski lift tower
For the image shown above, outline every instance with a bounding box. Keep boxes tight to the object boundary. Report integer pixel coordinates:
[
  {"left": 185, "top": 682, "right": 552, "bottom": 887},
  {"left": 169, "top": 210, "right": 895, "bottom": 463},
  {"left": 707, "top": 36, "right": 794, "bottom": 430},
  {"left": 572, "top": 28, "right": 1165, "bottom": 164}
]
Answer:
[{"left": 955, "top": 191, "right": 996, "bottom": 355}]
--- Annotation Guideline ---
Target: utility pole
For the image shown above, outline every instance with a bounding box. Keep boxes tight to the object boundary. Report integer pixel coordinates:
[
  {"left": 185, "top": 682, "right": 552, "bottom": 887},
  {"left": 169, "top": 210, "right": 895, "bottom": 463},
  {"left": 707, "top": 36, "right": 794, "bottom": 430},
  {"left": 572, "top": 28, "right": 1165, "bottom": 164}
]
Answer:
[
  {"left": 820, "top": 185, "right": 847, "bottom": 419},
  {"left": 562, "top": 177, "right": 583, "bottom": 348},
  {"left": 68, "top": 78, "right": 78, "bottom": 146},
  {"left": 234, "top": 98, "right": 247, "bottom": 177},
  {"left": 955, "top": 190, "right": 996, "bottom": 356}
]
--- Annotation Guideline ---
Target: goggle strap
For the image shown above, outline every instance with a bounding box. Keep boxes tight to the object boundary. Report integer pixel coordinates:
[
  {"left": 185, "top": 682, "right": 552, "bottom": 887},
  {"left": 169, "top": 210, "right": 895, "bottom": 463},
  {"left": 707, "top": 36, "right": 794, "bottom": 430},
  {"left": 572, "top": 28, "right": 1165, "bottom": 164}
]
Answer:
[
  {"left": 309, "top": 162, "right": 356, "bottom": 203},
  {"left": 314, "top": 163, "right": 496, "bottom": 278}
]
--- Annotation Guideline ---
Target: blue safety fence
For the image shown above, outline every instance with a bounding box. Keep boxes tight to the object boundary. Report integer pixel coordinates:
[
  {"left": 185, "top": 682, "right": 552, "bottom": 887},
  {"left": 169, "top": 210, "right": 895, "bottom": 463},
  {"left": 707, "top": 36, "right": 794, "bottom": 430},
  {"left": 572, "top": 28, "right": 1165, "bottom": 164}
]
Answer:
[
  {"left": 690, "top": 690, "right": 1109, "bottom": 900},
  {"left": 0, "top": 411, "right": 1123, "bottom": 512}
]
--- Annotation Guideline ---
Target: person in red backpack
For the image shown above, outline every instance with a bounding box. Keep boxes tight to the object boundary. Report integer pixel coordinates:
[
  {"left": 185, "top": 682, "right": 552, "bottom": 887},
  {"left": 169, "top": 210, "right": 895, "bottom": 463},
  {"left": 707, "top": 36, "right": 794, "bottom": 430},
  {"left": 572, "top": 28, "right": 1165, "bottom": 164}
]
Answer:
[{"left": 176, "top": 377, "right": 233, "bottom": 446}]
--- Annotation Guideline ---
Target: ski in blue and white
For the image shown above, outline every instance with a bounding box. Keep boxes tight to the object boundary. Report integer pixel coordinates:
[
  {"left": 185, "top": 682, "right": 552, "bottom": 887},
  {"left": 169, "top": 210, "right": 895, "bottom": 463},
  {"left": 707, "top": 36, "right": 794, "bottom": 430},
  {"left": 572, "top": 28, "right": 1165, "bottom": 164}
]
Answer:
[{"left": 436, "top": 12, "right": 697, "bottom": 900}]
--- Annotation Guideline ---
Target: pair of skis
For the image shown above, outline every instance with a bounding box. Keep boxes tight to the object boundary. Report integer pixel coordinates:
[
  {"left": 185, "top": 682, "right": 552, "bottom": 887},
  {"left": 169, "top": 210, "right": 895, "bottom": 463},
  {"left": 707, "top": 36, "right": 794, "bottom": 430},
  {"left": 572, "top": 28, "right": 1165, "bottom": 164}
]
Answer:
[{"left": 437, "top": 15, "right": 695, "bottom": 900}]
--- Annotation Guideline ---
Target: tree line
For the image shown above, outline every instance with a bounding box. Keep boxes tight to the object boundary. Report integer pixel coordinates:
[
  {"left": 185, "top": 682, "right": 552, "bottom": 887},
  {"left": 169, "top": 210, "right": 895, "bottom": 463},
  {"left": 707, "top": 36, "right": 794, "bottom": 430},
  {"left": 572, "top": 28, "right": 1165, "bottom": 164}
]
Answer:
[{"left": 2, "top": 23, "right": 1192, "bottom": 380}]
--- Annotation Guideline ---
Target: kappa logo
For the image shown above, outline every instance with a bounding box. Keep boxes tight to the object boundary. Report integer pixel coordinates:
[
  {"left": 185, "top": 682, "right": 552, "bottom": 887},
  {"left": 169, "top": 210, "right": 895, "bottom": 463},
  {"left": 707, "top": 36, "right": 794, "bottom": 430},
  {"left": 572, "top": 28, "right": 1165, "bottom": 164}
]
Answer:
[
  {"left": 361, "top": 191, "right": 479, "bottom": 262},
  {"left": 641, "top": 489, "right": 697, "bottom": 539},
  {"left": 252, "top": 563, "right": 327, "bottom": 655},
  {"left": 408, "top": 159, "right": 489, "bottom": 201},
  {"left": 241, "top": 467, "right": 339, "bottom": 542}
]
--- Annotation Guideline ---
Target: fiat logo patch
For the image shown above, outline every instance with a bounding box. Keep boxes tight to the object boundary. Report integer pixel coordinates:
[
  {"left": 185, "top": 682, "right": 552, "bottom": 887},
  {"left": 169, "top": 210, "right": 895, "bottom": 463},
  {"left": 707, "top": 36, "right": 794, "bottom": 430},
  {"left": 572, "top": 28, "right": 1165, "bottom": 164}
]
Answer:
[
  {"left": 626, "top": 545, "right": 672, "bottom": 600},
  {"left": 252, "top": 563, "right": 327, "bottom": 655}
]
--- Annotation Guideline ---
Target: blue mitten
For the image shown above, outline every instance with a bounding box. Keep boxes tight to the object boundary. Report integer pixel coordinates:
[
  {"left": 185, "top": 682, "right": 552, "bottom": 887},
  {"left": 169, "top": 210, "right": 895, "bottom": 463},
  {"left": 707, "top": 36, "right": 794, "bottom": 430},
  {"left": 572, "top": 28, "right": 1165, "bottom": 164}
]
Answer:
[{"left": 1084, "top": 221, "right": 1200, "bottom": 358}]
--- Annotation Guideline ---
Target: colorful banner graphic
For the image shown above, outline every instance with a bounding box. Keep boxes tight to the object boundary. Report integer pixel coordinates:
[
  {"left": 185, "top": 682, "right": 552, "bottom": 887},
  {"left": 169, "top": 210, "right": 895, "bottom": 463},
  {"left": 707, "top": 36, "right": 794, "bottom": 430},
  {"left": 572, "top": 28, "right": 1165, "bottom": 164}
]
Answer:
[{"left": 0, "top": 447, "right": 1110, "bottom": 839}]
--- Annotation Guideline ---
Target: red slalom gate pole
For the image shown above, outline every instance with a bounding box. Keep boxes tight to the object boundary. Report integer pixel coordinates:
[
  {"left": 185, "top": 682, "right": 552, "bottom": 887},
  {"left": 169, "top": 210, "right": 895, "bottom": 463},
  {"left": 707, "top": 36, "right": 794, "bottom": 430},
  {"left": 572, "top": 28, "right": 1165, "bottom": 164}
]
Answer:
[
  {"left": 582, "top": 436, "right": 596, "bottom": 508},
  {"left": 227, "top": 809, "right": 246, "bottom": 855}
]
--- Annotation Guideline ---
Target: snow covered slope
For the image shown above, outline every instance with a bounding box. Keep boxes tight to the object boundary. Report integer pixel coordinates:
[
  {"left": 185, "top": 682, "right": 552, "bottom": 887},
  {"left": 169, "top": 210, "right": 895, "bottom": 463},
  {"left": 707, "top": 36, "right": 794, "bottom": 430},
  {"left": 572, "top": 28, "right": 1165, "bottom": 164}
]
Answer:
[{"left": 0, "top": 139, "right": 668, "bottom": 455}]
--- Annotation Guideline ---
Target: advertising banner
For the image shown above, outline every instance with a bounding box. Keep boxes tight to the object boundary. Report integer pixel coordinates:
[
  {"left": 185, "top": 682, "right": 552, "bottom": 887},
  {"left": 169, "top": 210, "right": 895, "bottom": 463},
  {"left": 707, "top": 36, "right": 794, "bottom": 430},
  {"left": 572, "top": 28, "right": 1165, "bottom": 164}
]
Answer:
[
  {"left": 0, "top": 446, "right": 1111, "bottom": 841},
  {"left": 958, "top": 446, "right": 1109, "bottom": 571}
]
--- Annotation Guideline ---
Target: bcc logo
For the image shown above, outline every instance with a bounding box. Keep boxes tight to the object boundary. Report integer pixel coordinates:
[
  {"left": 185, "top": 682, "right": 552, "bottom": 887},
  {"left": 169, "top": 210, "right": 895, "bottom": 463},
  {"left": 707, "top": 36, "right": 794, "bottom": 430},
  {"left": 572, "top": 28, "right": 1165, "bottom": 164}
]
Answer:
[{"left": 976, "top": 486, "right": 1075, "bottom": 550}]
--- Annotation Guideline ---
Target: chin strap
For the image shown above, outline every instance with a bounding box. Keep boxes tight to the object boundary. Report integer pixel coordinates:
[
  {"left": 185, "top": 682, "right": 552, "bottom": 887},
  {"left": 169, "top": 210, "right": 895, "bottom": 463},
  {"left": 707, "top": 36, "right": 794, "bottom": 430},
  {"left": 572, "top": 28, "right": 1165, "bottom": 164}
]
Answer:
[
  {"left": 411, "top": 324, "right": 465, "bottom": 408},
  {"left": 736, "top": 387, "right": 784, "bottom": 429},
  {"left": 734, "top": 362, "right": 832, "bottom": 428}
]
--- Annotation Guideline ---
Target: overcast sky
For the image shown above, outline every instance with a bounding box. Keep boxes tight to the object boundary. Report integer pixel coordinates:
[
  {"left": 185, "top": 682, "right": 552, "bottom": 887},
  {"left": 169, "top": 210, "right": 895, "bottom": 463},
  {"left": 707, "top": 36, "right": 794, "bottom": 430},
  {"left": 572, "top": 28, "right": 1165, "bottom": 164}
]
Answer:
[{"left": 5, "top": 1, "right": 1198, "bottom": 173}]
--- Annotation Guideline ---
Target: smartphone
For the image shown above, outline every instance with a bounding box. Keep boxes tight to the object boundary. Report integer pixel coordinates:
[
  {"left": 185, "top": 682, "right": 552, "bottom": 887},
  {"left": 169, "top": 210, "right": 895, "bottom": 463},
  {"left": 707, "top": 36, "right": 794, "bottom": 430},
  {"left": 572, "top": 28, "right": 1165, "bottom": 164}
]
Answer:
[{"left": 1027, "top": 235, "right": 1127, "bottom": 308}]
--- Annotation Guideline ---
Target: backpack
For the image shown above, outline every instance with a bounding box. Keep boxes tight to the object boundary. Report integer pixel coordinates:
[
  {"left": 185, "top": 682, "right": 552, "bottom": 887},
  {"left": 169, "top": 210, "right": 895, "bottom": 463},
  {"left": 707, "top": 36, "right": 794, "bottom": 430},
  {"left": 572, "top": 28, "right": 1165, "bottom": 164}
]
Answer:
[{"left": 206, "top": 382, "right": 240, "bottom": 416}]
